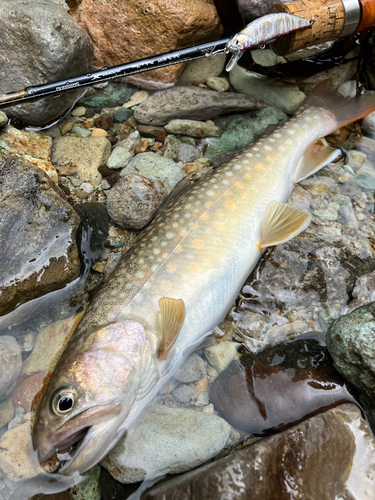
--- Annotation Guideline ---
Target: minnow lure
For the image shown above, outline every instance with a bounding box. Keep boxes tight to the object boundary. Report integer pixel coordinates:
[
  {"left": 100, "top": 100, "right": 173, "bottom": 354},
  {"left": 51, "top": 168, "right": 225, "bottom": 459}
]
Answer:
[{"left": 225, "top": 13, "right": 313, "bottom": 71}]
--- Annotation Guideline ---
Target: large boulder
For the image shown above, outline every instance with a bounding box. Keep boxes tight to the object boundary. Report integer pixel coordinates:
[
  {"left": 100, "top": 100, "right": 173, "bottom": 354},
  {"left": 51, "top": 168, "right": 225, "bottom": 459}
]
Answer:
[
  {"left": 0, "top": 154, "right": 81, "bottom": 317},
  {"left": 0, "top": 0, "right": 93, "bottom": 126},
  {"left": 68, "top": 0, "right": 223, "bottom": 88}
]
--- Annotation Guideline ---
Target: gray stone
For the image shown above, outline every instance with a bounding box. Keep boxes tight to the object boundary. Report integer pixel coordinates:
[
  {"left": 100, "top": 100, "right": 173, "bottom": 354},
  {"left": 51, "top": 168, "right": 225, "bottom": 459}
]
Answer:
[
  {"left": 107, "top": 131, "right": 140, "bottom": 169},
  {"left": 51, "top": 136, "right": 111, "bottom": 186},
  {"left": 229, "top": 64, "right": 306, "bottom": 114},
  {"left": 82, "top": 83, "right": 139, "bottom": 109},
  {"left": 0, "top": 154, "right": 81, "bottom": 316},
  {"left": 122, "top": 152, "right": 185, "bottom": 193},
  {"left": 143, "top": 404, "right": 375, "bottom": 500},
  {"left": 338, "top": 203, "right": 359, "bottom": 230},
  {"left": 177, "top": 53, "right": 227, "bottom": 85},
  {"left": 178, "top": 144, "right": 201, "bottom": 164},
  {"left": 134, "top": 86, "right": 262, "bottom": 126},
  {"left": 327, "top": 302, "right": 375, "bottom": 409},
  {"left": 0, "top": 112, "right": 8, "bottom": 128},
  {"left": 237, "top": 0, "right": 289, "bottom": 21},
  {"left": 72, "top": 126, "right": 91, "bottom": 138},
  {"left": 161, "top": 134, "right": 181, "bottom": 161},
  {"left": 174, "top": 353, "right": 207, "bottom": 383},
  {"left": 206, "top": 77, "right": 229, "bottom": 93},
  {"left": 71, "top": 106, "right": 87, "bottom": 117},
  {"left": 165, "top": 120, "right": 219, "bottom": 138},
  {"left": 113, "top": 108, "right": 133, "bottom": 123},
  {"left": 342, "top": 271, "right": 375, "bottom": 315},
  {"left": 0, "top": 336, "right": 22, "bottom": 401},
  {"left": 101, "top": 404, "right": 231, "bottom": 483},
  {"left": 106, "top": 174, "right": 168, "bottom": 230},
  {"left": 172, "top": 384, "right": 195, "bottom": 403},
  {"left": 204, "top": 340, "right": 238, "bottom": 373},
  {"left": 0, "top": 0, "right": 93, "bottom": 126}
]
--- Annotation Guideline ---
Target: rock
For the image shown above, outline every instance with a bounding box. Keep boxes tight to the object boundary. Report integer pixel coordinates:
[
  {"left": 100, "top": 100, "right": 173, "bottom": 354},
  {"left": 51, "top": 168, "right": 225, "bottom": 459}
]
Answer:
[
  {"left": 91, "top": 128, "right": 108, "bottom": 137},
  {"left": 137, "top": 125, "right": 166, "bottom": 138},
  {"left": 0, "top": 336, "right": 22, "bottom": 401},
  {"left": 237, "top": 0, "right": 288, "bottom": 20},
  {"left": 21, "top": 312, "right": 84, "bottom": 377},
  {"left": 8, "top": 406, "right": 26, "bottom": 431},
  {"left": 0, "top": 414, "right": 50, "bottom": 481},
  {"left": 172, "top": 384, "right": 195, "bottom": 403},
  {"left": 106, "top": 174, "right": 168, "bottom": 230},
  {"left": 51, "top": 136, "right": 111, "bottom": 186},
  {"left": 114, "top": 108, "right": 133, "bottom": 123},
  {"left": 71, "top": 106, "right": 87, "bottom": 117},
  {"left": 83, "top": 83, "right": 139, "bottom": 109},
  {"left": 94, "top": 113, "right": 113, "bottom": 130},
  {"left": 143, "top": 404, "right": 375, "bottom": 500},
  {"left": 107, "top": 131, "right": 140, "bottom": 169},
  {"left": 165, "top": 120, "right": 219, "bottom": 138},
  {"left": 0, "top": 398, "right": 15, "bottom": 428},
  {"left": 342, "top": 271, "right": 375, "bottom": 315},
  {"left": 178, "top": 144, "right": 201, "bottom": 164},
  {"left": 206, "top": 77, "right": 229, "bottom": 92},
  {"left": 134, "top": 86, "right": 262, "bottom": 126},
  {"left": 206, "top": 107, "right": 287, "bottom": 158},
  {"left": 0, "top": 125, "right": 57, "bottom": 183},
  {"left": 229, "top": 64, "right": 306, "bottom": 114},
  {"left": 122, "top": 152, "right": 185, "bottom": 193},
  {"left": 0, "top": 111, "right": 8, "bottom": 128},
  {"left": 0, "top": 155, "right": 81, "bottom": 316},
  {"left": 210, "top": 333, "right": 355, "bottom": 434},
  {"left": 72, "top": 126, "right": 91, "bottom": 138},
  {"left": 10, "top": 371, "right": 46, "bottom": 413},
  {"left": 69, "top": 0, "right": 223, "bottom": 87},
  {"left": 123, "top": 91, "right": 149, "bottom": 108},
  {"left": 161, "top": 134, "right": 181, "bottom": 161},
  {"left": 177, "top": 54, "right": 227, "bottom": 85},
  {"left": 204, "top": 340, "right": 238, "bottom": 373},
  {"left": 288, "top": 185, "right": 312, "bottom": 213},
  {"left": 0, "top": 0, "right": 93, "bottom": 126},
  {"left": 174, "top": 353, "right": 207, "bottom": 383},
  {"left": 69, "top": 465, "right": 101, "bottom": 500},
  {"left": 327, "top": 302, "right": 375, "bottom": 411},
  {"left": 101, "top": 404, "right": 231, "bottom": 483}
]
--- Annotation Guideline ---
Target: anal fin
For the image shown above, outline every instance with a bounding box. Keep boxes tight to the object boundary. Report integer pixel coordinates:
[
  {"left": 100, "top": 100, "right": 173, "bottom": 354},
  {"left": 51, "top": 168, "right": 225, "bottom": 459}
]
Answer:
[
  {"left": 157, "top": 297, "right": 186, "bottom": 360},
  {"left": 294, "top": 139, "right": 341, "bottom": 183},
  {"left": 259, "top": 201, "right": 311, "bottom": 249}
]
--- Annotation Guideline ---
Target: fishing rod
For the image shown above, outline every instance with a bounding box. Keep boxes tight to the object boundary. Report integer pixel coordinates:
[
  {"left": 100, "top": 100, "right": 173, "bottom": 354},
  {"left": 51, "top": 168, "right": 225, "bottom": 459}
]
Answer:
[{"left": 0, "top": 0, "right": 372, "bottom": 110}]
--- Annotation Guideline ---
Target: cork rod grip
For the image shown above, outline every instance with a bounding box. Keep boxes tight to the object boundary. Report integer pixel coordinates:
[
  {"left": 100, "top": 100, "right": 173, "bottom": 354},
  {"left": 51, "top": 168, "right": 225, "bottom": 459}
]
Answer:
[
  {"left": 270, "top": 0, "right": 346, "bottom": 55},
  {"left": 358, "top": 0, "right": 375, "bottom": 31}
]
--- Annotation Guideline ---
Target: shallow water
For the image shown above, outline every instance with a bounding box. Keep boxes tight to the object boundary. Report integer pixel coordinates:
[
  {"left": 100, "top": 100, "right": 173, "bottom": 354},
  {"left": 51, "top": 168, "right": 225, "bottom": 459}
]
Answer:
[{"left": 1, "top": 70, "right": 375, "bottom": 500}]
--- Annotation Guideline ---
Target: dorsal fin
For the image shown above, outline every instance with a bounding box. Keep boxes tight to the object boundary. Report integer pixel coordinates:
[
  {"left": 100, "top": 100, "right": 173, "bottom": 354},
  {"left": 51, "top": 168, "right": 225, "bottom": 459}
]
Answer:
[
  {"left": 259, "top": 201, "right": 311, "bottom": 249},
  {"left": 294, "top": 139, "right": 341, "bottom": 183},
  {"left": 157, "top": 297, "right": 186, "bottom": 360}
]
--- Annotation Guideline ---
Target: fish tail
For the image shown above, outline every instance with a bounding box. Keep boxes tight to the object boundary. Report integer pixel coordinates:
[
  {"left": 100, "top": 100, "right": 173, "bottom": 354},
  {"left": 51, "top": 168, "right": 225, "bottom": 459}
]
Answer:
[{"left": 301, "top": 79, "right": 375, "bottom": 133}]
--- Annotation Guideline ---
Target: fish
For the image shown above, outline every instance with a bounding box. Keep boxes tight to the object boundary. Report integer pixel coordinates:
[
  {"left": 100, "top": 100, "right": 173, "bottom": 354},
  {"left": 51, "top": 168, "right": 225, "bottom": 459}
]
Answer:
[{"left": 32, "top": 82, "right": 375, "bottom": 477}]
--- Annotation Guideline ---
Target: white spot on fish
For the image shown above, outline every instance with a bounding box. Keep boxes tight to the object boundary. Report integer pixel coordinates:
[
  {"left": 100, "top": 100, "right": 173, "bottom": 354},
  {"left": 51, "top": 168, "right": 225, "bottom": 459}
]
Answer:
[
  {"left": 184, "top": 213, "right": 191, "bottom": 218},
  {"left": 166, "top": 232, "right": 174, "bottom": 239},
  {"left": 255, "top": 154, "right": 261, "bottom": 158},
  {"left": 274, "top": 133, "right": 282, "bottom": 138},
  {"left": 287, "top": 129, "right": 295, "bottom": 135},
  {"left": 264, "top": 145, "right": 272, "bottom": 151},
  {"left": 207, "top": 190, "right": 215, "bottom": 196},
  {"left": 234, "top": 164, "right": 241, "bottom": 170},
  {"left": 247, "top": 153, "right": 253, "bottom": 157},
  {"left": 225, "top": 172, "right": 234, "bottom": 176},
  {"left": 172, "top": 222, "right": 178, "bottom": 228},
  {"left": 304, "top": 109, "right": 312, "bottom": 113},
  {"left": 136, "top": 271, "right": 144, "bottom": 279},
  {"left": 161, "top": 241, "right": 167, "bottom": 247},
  {"left": 253, "top": 147, "right": 259, "bottom": 151},
  {"left": 268, "top": 138, "right": 276, "bottom": 142},
  {"left": 153, "top": 248, "right": 161, "bottom": 255}
]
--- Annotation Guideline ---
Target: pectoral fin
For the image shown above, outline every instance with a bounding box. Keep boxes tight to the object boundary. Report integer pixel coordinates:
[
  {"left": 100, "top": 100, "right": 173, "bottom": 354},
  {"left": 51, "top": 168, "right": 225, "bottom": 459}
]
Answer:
[
  {"left": 294, "top": 139, "right": 341, "bottom": 183},
  {"left": 259, "top": 201, "right": 311, "bottom": 249},
  {"left": 157, "top": 297, "right": 186, "bottom": 360}
]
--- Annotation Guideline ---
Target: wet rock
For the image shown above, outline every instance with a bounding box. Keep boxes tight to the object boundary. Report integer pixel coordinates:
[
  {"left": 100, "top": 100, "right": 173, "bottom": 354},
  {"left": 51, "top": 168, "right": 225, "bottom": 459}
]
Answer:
[
  {"left": 94, "top": 113, "right": 113, "bottom": 130},
  {"left": 70, "top": 0, "right": 222, "bottom": 87},
  {"left": 21, "top": 312, "right": 84, "bottom": 377},
  {"left": 143, "top": 404, "right": 375, "bottom": 500},
  {"left": 206, "top": 77, "right": 229, "bottom": 92},
  {"left": 71, "top": 107, "right": 87, "bottom": 117},
  {"left": 161, "top": 134, "right": 181, "bottom": 161},
  {"left": 177, "top": 54, "right": 227, "bottom": 85},
  {"left": 229, "top": 64, "right": 306, "bottom": 113},
  {"left": 106, "top": 174, "right": 168, "bottom": 230},
  {"left": 101, "top": 404, "right": 231, "bottom": 483},
  {"left": 0, "top": 112, "right": 8, "bottom": 128},
  {"left": 178, "top": 144, "right": 201, "bottom": 164},
  {"left": 0, "top": 155, "right": 81, "bottom": 317},
  {"left": 91, "top": 128, "right": 108, "bottom": 137},
  {"left": 172, "top": 384, "right": 195, "bottom": 403},
  {"left": 204, "top": 340, "right": 238, "bottom": 373},
  {"left": 327, "top": 302, "right": 375, "bottom": 410},
  {"left": 122, "top": 152, "right": 185, "bottom": 193},
  {"left": 51, "top": 136, "right": 111, "bottom": 186},
  {"left": 174, "top": 353, "right": 207, "bottom": 383},
  {"left": 237, "top": 0, "right": 288, "bottom": 20},
  {"left": 0, "top": 337, "right": 22, "bottom": 401},
  {"left": 107, "top": 131, "right": 140, "bottom": 169},
  {"left": 206, "top": 107, "right": 287, "bottom": 158},
  {"left": 0, "top": 125, "right": 57, "bottom": 183},
  {"left": 137, "top": 125, "right": 166, "bottom": 139},
  {"left": 0, "top": 0, "right": 93, "bottom": 126},
  {"left": 134, "top": 86, "right": 262, "bottom": 126},
  {"left": 123, "top": 91, "right": 150, "bottom": 108},
  {"left": 83, "top": 83, "right": 139, "bottom": 108},
  {"left": 72, "top": 126, "right": 91, "bottom": 138},
  {"left": 288, "top": 185, "right": 312, "bottom": 213},
  {"left": 69, "top": 465, "right": 101, "bottom": 500},
  {"left": 210, "top": 333, "right": 355, "bottom": 434},
  {"left": 114, "top": 108, "right": 133, "bottom": 123},
  {"left": 342, "top": 271, "right": 375, "bottom": 315},
  {"left": 165, "top": 120, "right": 219, "bottom": 138},
  {"left": 0, "top": 398, "right": 15, "bottom": 428}
]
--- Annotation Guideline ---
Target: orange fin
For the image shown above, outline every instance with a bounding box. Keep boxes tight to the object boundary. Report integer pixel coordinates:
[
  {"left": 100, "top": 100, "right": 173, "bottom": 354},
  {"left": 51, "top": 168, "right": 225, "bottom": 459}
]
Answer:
[
  {"left": 300, "top": 79, "right": 375, "bottom": 132},
  {"left": 294, "top": 139, "right": 341, "bottom": 183},
  {"left": 157, "top": 297, "right": 186, "bottom": 360},
  {"left": 259, "top": 201, "right": 311, "bottom": 249}
]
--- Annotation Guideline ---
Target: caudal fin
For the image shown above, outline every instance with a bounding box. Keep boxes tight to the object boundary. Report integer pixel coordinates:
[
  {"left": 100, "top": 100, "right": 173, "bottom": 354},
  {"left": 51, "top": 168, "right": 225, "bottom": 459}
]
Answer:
[{"left": 300, "top": 79, "right": 375, "bottom": 131}]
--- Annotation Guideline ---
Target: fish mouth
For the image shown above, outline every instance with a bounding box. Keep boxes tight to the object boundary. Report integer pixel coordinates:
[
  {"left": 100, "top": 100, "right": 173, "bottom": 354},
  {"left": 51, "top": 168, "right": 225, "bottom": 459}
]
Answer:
[{"left": 35, "top": 402, "right": 122, "bottom": 472}]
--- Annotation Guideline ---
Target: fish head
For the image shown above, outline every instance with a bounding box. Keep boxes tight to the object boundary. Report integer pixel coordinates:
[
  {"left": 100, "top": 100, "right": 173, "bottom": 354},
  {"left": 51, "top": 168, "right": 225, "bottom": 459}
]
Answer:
[{"left": 33, "top": 319, "right": 158, "bottom": 475}]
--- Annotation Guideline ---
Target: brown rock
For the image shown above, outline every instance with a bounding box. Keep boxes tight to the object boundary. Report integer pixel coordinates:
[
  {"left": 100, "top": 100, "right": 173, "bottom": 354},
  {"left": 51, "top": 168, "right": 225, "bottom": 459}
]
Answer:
[
  {"left": 135, "top": 139, "right": 149, "bottom": 154},
  {"left": 137, "top": 125, "right": 166, "bottom": 139},
  {"left": 94, "top": 113, "right": 114, "bottom": 130},
  {"left": 143, "top": 404, "right": 375, "bottom": 500},
  {"left": 68, "top": 0, "right": 223, "bottom": 87}
]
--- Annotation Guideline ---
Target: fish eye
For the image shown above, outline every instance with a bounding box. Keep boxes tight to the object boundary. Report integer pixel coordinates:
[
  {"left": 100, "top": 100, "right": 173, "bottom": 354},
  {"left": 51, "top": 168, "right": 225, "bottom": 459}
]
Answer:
[{"left": 51, "top": 387, "right": 77, "bottom": 416}]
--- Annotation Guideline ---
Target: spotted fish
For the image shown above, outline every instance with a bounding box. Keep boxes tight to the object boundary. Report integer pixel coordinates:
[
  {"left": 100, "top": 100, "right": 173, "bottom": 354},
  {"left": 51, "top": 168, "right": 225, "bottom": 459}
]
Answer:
[{"left": 32, "top": 82, "right": 375, "bottom": 476}]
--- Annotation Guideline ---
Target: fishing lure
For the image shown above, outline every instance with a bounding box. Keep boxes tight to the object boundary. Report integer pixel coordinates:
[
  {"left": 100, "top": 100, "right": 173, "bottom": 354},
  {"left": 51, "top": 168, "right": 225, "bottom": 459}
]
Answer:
[{"left": 225, "top": 13, "right": 314, "bottom": 71}]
